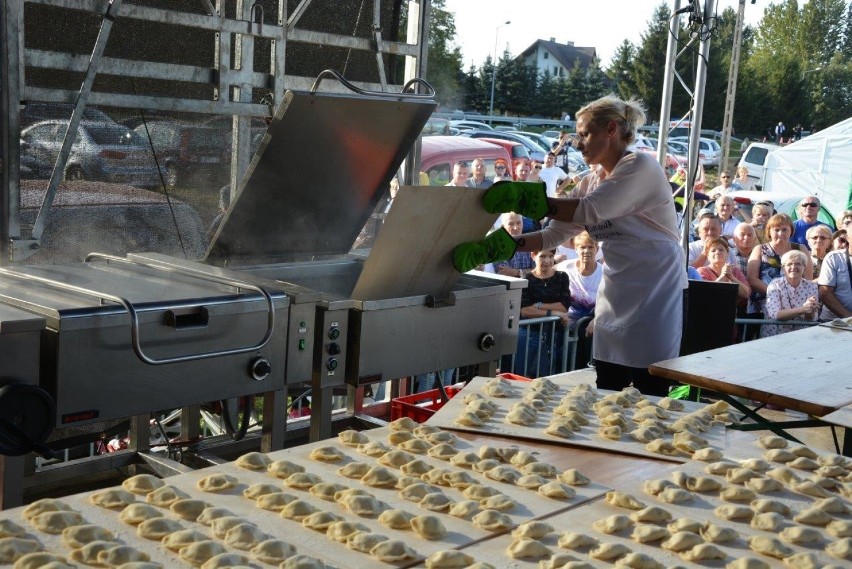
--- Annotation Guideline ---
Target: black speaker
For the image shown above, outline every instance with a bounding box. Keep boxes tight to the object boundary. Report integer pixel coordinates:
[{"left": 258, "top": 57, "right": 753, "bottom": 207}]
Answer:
[{"left": 680, "top": 280, "right": 739, "bottom": 356}]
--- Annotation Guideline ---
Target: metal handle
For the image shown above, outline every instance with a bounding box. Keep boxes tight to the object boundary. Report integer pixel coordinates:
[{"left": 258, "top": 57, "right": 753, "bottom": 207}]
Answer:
[
  {"left": 309, "top": 69, "right": 435, "bottom": 99},
  {"left": 84, "top": 253, "right": 276, "bottom": 365},
  {"left": 0, "top": 261, "right": 274, "bottom": 366}
]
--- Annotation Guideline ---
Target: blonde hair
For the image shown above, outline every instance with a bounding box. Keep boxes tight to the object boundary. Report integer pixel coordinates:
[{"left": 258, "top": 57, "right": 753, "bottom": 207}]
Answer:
[
  {"left": 736, "top": 165, "right": 749, "bottom": 176},
  {"left": 576, "top": 94, "right": 646, "bottom": 145},
  {"left": 573, "top": 231, "right": 598, "bottom": 250},
  {"left": 805, "top": 224, "right": 832, "bottom": 240},
  {"left": 781, "top": 249, "right": 808, "bottom": 266},
  {"left": 764, "top": 213, "right": 794, "bottom": 240}
]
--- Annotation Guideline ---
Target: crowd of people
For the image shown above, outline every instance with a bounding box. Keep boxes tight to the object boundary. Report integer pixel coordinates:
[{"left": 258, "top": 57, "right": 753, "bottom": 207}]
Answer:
[{"left": 451, "top": 118, "right": 852, "bottom": 384}]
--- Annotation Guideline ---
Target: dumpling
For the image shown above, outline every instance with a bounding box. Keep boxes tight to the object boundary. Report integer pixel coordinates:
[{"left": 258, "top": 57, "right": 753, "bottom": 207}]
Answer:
[
  {"left": 480, "top": 493, "right": 516, "bottom": 511},
  {"left": 0, "top": 520, "right": 26, "bottom": 539},
  {"left": 398, "top": 438, "right": 432, "bottom": 454},
  {"left": 714, "top": 504, "right": 754, "bottom": 521},
  {"left": 725, "top": 468, "right": 762, "bottom": 485},
  {"left": 559, "top": 469, "right": 591, "bottom": 486},
  {"left": 444, "top": 470, "right": 477, "bottom": 489},
  {"left": 646, "top": 439, "right": 682, "bottom": 456},
  {"left": 424, "top": 550, "right": 475, "bottom": 569},
  {"left": 765, "top": 466, "right": 802, "bottom": 485},
  {"left": 340, "top": 493, "right": 386, "bottom": 516},
  {"left": 337, "top": 461, "right": 371, "bottom": 478},
  {"left": 302, "top": 511, "right": 344, "bottom": 532},
  {"left": 0, "top": 538, "right": 41, "bottom": 564},
  {"left": 89, "top": 488, "right": 137, "bottom": 509},
  {"left": 630, "top": 506, "right": 672, "bottom": 523},
  {"left": 326, "top": 521, "right": 370, "bottom": 543},
  {"left": 661, "top": 530, "right": 703, "bottom": 552},
  {"left": 280, "top": 554, "right": 328, "bottom": 569},
  {"left": 739, "top": 458, "right": 772, "bottom": 472},
  {"left": 505, "top": 406, "right": 537, "bottom": 426},
  {"left": 778, "top": 526, "right": 824, "bottom": 544},
  {"left": 419, "top": 492, "right": 453, "bottom": 512},
  {"left": 599, "top": 425, "right": 622, "bottom": 440},
  {"left": 357, "top": 440, "right": 391, "bottom": 457},
  {"left": 61, "top": 524, "right": 114, "bottom": 549},
  {"left": 121, "top": 474, "right": 165, "bottom": 495},
  {"left": 758, "top": 434, "right": 788, "bottom": 449},
  {"left": 200, "top": 552, "right": 251, "bottom": 569},
  {"left": 630, "top": 525, "right": 670, "bottom": 543},
  {"left": 750, "top": 498, "right": 790, "bottom": 516},
  {"left": 402, "top": 459, "right": 436, "bottom": 477},
  {"left": 178, "top": 540, "right": 226, "bottom": 567},
  {"left": 250, "top": 539, "right": 297, "bottom": 565},
  {"left": 145, "top": 485, "right": 189, "bottom": 507},
  {"left": 512, "top": 521, "right": 554, "bottom": 540},
  {"left": 471, "top": 509, "right": 513, "bottom": 531},
  {"left": 162, "top": 529, "right": 210, "bottom": 552},
  {"left": 255, "top": 492, "right": 297, "bottom": 512},
  {"left": 338, "top": 429, "right": 370, "bottom": 447},
  {"left": 455, "top": 411, "right": 485, "bottom": 427},
  {"left": 792, "top": 506, "right": 833, "bottom": 526},
  {"left": 826, "top": 537, "right": 852, "bottom": 560},
  {"left": 119, "top": 503, "right": 163, "bottom": 525},
  {"left": 307, "top": 482, "right": 346, "bottom": 502},
  {"left": 235, "top": 451, "right": 271, "bottom": 470},
  {"left": 667, "top": 518, "right": 702, "bottom": 534},
  {"left": 196, "top": 473, "right": 238, "bottom": 493},
  {"left": 592, "top": 514, "right": 632, "bottom": 534},
  {"left": 463, "top": 484, "right": 500, "bottom": 500},
  {"left": 12, "top": 552, "right": 72, "bottom": 569},
  {"left": 744, "top": 477, "right": 783, "bottom": 494},
  {"left": 725, "top": 558, "right": 771, "bottom": 569},
  {"left": 136, "top": 517, "right": 183, "bottom": 540},
  {"left": 448, "top": 500, "right": 480, "bottom": 519},
  {"left": 410, "top": 514, "right": 447, "bottom": 540},
  {"left": 705, "top": 461, "right": 739, "bottom": 475},
  {"left": 283, "top": 471, "right": 322, "bottom": 489},
  {"left": 792, "top": 480, "right": 833, "bottom": 498},
  {"left": 378, "top": 508, "right": 415, "bottom": 530},
  {"left": 750, "top": 512, "right": 785, "bottom": 532},
  {"left": 97, "top": 544, "right": 150, "bottom": 566},
  {"left": 523, "top": 462, "right": 558, "bottom": 478},
  {"left": 279, "top": 499, "right": 318, "bottom": 521},
  {"left": 427, "top": 443, "right": 457, "bottom": 461},
  {"left": 170, "top": 499, "right": 210, "bottom": 521},
  {"left": 506, "top": 537, "right": 551, "bottom": 559},
  {"left": 346, "top": 532, "right": 389, "bottom": 554},
  {"left": 557, "top": 531, "right": 598, "bottom": 549},
  {"left": 334, "top": 488, "right": 371, "bottom": 503},
  {"left": 700, "top": 522, "right": 739, "bottom": 543},
  {"left": 642, "top": 479, "right": 676, "bottom": 496},
  {"left": 720, "top": 486, "right": 757, "bottom": 502},
  {"left": 788, "top": 456, "right": 820, "bottom": 470},
  {"left": 692, "top": 447, "right": 724, "bottom": 461},
  {"left": 763, "top": 449, "right": 797, "bottom": 463},
  {"left": 827, "top": 519, "right": 852, "bottom": 538},
  {"left": 368, "top": 539, "right": 418, "bottom": 563},
  {"left": 589, "top": 542, "right": 632, "bottom": 561},
  {"left": 485, "top": 464, "right": 520, "bottom": 484},
  {"left": 605, "top": 491, "right": 645, "bottom": 510},
  {"left": 539, "top": 481, "right": 576, "bottom": 499},
  {"left": 679, "top": 543, "right": 726, "bottom": 561},
  {"left": 657, "top": 487, "right": 693, "bottom": 504},
  {"left": 210, "top": 516, "right": 249, "bottom": 539},
  {"left": 361, "top": 465, "right": 398, "bottom": 487},
  {"left": 389, "top": 417, "right": 418, "bottom": 431},
  {"left": 267, "top": 460, "right": 305, "bottom": 479},
  {"left": 816, "top": 497, "right": 850, "bottom": 514},
  {"left": 545, "top": 422, "right": 575, "bottom": 438},
  {"left": 29, "top": 511, "right": 85, "bottom": 534},
  {"left": 449, "top": 451, "right": 480, "bottom": 468},
  {"left": 378, "top": 449, "right": 417, "bottom": 468},
  {"left": 746, "top": 535, "right": 794, "bottom": 559},
  {"left": 413, "top": 424, "right": 441, "bottom": 437},
  {"left": 224, "top": 523, "right": 269, "bottom": 550},
  {"left": 472, "top": 459, "right": 501, "bottom": 474}
]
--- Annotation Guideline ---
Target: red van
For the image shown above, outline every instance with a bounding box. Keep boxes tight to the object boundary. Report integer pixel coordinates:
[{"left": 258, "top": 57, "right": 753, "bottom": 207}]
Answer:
[
  {"left": 476, "top": 138, "right": 531, "bottom": 179},
  {"left": 419, "top": 136, "right": 511, "bottom": 185}
]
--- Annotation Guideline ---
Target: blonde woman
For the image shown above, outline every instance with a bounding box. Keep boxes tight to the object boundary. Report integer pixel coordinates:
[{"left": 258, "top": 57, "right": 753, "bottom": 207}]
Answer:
[
  {"left": 763, "top": 249, "right": 819, "bottom": 337},
  {"left": 732, "top": 165, "right": 757, "bottom": 191},
  {"left": 806, "top": 224, "right": 833, "bottom": 278},
  {"left": 749, "top": 201, "right": 773, "bottom": 244},
  {"left": 461, "top": 94, "right": 684, "bottom": 395}
]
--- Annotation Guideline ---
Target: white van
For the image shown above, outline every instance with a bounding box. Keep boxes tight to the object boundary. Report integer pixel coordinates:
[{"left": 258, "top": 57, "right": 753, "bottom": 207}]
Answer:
[{"left": 737, "top": 142, "right": 778, "bottom": 185}]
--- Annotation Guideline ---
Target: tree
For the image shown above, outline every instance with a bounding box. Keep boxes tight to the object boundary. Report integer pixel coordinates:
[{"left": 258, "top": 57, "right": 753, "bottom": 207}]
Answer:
[
  {"left": 535, "top": 70, "right": 560, "bottom": 118},
  {"left": 632, "top": 4, "right": 674, "bottom": 114},
  {"left": 584, "top": 58, "right": 609, "bottom": 103},
  {"left": 607, "top": 40, "right": 639, "bottom": 99},
  {"left": 424, "top": 0, "right": 464, "bottom": 108}
]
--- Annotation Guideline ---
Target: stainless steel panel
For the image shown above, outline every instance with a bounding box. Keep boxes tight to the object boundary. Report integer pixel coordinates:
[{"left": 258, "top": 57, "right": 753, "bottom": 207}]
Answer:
[
  {"left": 206, "top": 90, "right": 436, "bottom": 264},
  {"left": 313, "top": 307, "right": 350, "bottom": 389},
  {"left": 347, "top": 287, "right": 522, "bottom": 383}
]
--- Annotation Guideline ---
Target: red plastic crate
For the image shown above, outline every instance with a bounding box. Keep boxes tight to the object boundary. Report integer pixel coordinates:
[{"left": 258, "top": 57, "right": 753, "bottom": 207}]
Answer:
[{"left": 390, "top": 386, "right": 461, "bottom": 423}]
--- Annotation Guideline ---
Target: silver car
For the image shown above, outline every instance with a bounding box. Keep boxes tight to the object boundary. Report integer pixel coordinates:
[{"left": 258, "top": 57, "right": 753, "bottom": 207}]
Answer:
[{"left": 21, "top": 120, "right": 161, "bottom": 188}]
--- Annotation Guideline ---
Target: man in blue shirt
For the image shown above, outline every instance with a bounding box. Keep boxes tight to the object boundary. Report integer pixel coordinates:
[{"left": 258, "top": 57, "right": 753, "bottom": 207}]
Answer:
[{"left": 791, "top": 196, "right": 833, "bottom": 250}]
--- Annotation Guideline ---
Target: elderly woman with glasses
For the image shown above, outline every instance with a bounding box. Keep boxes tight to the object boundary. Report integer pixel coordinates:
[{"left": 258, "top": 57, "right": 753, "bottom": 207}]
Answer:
[
  {"left": 748, "top": 201, "right": 774, "bottom": 243},
  {"left": 747, "top": 213, "right": 813, "bottom": 319},
  {"left": 806, "top": 224, "right": 834, "bottom": 278},
  {"left": 762, "top": 249, "right": 820, "bottom": 337}
]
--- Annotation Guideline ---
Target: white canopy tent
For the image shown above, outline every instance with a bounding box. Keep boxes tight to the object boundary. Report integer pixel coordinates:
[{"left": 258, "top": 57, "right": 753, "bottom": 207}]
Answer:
[{"left": 762, "top": 117, "right": 852, "bottom": 219}]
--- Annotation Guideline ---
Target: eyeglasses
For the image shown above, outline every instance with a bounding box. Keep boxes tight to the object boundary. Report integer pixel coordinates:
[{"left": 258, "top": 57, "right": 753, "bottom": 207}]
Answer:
[
  {"left": 533, "top": 165, "right": 542, "bottom": 170},
  {"left": 801, "top": 202, "right": 819, "bottom": 208},
  {"left": 494, "top": 166, "right": 506, "bottom": 170},
  {"left": 783, "top": 262, "right": 804, "bottom": 268}
]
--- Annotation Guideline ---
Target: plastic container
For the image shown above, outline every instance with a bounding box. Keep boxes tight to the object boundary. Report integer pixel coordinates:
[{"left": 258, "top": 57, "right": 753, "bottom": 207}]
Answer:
[{"left": 391, "top": 385, "right": 461, "bottom": 423}]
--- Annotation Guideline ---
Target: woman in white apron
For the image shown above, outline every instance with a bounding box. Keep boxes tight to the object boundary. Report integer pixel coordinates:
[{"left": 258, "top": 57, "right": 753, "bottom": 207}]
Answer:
[{"left": 455, "top": 95, "right": 686, "bottom": 395}]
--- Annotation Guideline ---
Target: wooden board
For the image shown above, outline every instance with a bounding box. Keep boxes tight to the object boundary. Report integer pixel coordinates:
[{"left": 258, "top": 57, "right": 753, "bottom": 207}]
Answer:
[
  {"left": 445, "top": 456, "right": 852, "bottom": 569},
  {"left": 821, "top": 404, "right": 852, "bottom": 430},
  {"left": 0, "top": 427, "right": 608, "bottom": 569},
  {"left": 351, "top": 185, "right": 498, "bottom": 301},
  {"left": 426, "top": 375, "right": 728, "bottom": 463},
  {"left": 650, "top": 324, "right": 852, "bottom": 417}
]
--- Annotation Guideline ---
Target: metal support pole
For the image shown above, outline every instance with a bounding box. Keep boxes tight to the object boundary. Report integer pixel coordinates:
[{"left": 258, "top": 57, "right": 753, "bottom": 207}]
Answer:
[
  {"left": 488, "top": 21, "right": 510, "bottom": 123},
  {"left": 658, "top": 0, "right": 683, "bottom": 167},
  {"left": 0, "top": 0, "right": 24, "bottom": 263},
  {"left": 402, "top": 0, "right": 429, "bottom": 187},
  {"left": 721, "top": 0, "right": 746, "bottom": 170}
]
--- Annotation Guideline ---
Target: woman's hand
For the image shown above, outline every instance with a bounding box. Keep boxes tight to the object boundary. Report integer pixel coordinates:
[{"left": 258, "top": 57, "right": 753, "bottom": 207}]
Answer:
[
  {"left": 719, "top": 263, "right": 733, "bottom": 281},
  {"left": 586, "top": 319, "right": 595, "bottom": 336},
  {"left": 558, "top": 312, "right": 571, "bottom": 326},
  {"left": 802, "top": 295, "right": 820, "bottom": 316}
]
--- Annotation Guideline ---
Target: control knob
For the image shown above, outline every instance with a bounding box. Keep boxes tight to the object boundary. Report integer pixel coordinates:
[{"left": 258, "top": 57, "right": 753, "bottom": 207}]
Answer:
[
  {"left": 478, "top": 333, "right": 496, "bottom": 351},
  {"left": 327, "top": 342, "right": 341, "bottom": 355},
  {"left": 249, "top": 357, "right": 272, "bottom": 381}
]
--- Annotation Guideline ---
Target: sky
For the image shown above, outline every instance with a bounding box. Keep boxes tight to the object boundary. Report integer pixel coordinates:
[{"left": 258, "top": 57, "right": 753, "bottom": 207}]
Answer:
[{"left": 443, "top": 0, "right": 769, "bottom": 69}]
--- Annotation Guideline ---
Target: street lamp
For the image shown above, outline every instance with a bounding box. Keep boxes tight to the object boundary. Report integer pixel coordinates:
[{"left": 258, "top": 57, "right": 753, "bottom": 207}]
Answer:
[{"left": 488, "top": 20, "right": 511, "bottom": 123}]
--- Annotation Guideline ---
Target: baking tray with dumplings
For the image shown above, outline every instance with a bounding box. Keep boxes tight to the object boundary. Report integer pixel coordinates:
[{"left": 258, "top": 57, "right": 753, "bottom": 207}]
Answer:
[
  {"left": 453, "top": 477, "right": 852, "bottom": 569},
  {"left": 426, "top": 376, "right": 731, "bottom": 464}
]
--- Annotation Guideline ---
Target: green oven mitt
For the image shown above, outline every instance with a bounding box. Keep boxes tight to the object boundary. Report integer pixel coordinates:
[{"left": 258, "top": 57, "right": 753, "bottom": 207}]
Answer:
[
  {"left": 453, "top": 227, "right": 518, "bottom": 273},
  {"left": 482, "top": 180, "right": 550, "bottom": 220}
]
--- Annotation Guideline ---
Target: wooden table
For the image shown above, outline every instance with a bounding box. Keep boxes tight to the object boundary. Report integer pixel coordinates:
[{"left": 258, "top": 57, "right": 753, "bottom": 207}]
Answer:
[{"left": 649, "top": 324, "right": 852, "bottom": 453}]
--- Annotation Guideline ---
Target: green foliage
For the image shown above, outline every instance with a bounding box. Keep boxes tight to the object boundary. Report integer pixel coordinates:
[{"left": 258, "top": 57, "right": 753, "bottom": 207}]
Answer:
[{"left": 424, "top": 0, "right": 464, "bottom": 108}]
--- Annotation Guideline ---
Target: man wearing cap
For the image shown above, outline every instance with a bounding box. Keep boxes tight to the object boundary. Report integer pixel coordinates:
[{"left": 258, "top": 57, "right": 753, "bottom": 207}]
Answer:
[{"left": 791, "top": 196, "right": 832, "bottom": 250}]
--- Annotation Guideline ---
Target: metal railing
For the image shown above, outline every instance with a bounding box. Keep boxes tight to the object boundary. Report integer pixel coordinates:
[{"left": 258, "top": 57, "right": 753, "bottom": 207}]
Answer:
[
  {"left": 734, "top": 317, "right": 820, "bottom": 342},
  {"left": 504, "top": 315, "right": 593, "bottom": 379}
]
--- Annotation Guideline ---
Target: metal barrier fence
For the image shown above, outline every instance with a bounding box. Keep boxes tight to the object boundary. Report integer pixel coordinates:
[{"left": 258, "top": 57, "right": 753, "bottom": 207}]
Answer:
[
  {"left": 505, "top": 315, "right": 593, "bottom": 379},
  {"left": 734, "top": 317, "right": 820, "bottom": 341}
]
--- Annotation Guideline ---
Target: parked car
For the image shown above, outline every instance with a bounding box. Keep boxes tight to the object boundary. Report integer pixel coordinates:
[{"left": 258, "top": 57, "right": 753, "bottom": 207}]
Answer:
[
  {"left": 421, "top": 116, "right": 450, "bottom": 136},
  {"left": 475, "top": 138, "right": 531, "bottom": 178},
  {"left": 461, "top": 130, "right": 545, "bottom": 162},
  {"left": 132, "top": 121, "right": 227, "bottom": 189},
  {"left": 20, "top": 120, "right": 161, "bottom": 187},
  {"left": 512, "top": 131, "right": 555, "bottom": 153},
  {"left": 737, "top": 142, "right": 778, "bottom": 185},
  {"left": 449, "top": 120, "right": 492, "bottom": 132},
  {"left": 670, "top": 136, "right": 722, "bottom": 167},
  {"left": 20, "top": 102, "right": 114, "bottom": 128},
  {"left": 418, "top": 136, "right": 511, "bottom": 186}
]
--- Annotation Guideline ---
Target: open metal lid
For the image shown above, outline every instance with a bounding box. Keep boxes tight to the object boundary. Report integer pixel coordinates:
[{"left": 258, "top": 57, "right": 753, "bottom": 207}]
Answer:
[{"left": 206, "top": 88, "right": 435, "bottom": 265}]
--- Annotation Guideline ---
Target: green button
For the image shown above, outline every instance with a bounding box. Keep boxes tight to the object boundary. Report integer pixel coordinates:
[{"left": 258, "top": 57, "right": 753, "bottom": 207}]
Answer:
[
  {"left": 300, "top": 321, "right": 307, "bottom": 328},
  {"left": 298, "top": 339, "right": 306, "bottom": 350}
]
